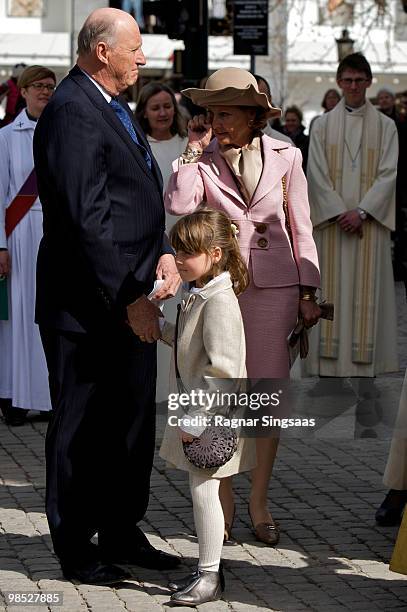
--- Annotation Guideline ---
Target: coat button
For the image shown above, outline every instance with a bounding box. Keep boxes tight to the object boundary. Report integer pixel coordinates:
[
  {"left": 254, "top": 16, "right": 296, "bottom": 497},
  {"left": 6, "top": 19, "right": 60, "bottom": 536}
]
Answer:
[
  {"left": 256, "top": 223, "right": 267, "bottom": 234},
  {"left": 257, "top": 238, "right": 268, "bottom": 248}
]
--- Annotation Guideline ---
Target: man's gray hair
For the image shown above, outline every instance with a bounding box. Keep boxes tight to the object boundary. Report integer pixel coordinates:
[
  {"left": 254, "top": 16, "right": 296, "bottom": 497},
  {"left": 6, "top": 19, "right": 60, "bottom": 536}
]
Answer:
[{"left": 77, "top": 17, "right": 117, "bottom": 56}]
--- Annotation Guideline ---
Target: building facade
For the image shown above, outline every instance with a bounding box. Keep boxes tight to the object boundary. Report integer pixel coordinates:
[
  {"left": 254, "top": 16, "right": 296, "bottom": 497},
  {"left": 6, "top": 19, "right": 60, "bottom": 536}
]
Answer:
[{"left": 0, "top": 0, "right": 406, "bottom": 123}]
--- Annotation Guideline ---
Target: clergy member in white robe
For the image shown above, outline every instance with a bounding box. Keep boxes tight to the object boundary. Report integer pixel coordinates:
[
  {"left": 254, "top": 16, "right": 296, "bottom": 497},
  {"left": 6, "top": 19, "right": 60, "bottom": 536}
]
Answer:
[
  {"left": 305, "top": 53, "right": 398, "bottom": 378},
  {"left": 0, "top": 66, "right": 55, "bottom": 425}
]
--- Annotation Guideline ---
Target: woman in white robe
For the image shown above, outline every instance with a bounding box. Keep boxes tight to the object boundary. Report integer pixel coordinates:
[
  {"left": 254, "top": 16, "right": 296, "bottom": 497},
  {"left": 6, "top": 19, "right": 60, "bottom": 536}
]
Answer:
[{"left": 0, "top": 65, "right": 56, "bottom": 425}]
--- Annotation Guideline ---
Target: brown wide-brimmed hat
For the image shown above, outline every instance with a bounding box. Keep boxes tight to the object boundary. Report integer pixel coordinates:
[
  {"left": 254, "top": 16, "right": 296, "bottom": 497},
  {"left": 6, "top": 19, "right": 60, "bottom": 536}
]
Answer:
[{"left": 182, "top": 68, "right": 281, "bottom": 118}]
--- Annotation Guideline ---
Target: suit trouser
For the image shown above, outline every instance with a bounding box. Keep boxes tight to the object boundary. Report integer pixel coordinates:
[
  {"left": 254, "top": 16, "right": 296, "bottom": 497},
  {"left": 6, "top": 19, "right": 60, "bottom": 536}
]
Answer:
[{"left": 40, "top": 324, "right": 157, "bottom": 564}]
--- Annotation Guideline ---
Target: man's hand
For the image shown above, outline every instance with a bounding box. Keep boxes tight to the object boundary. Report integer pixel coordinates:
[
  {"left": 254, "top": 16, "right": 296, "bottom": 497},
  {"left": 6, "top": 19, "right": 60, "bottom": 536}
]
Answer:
[
  {"left": 154, "top": 254, "right": 181, "bottom": 300},
  {"left": 0, "top": 250, "right": 10, "bottom": 276},
  {"left": 299, "top": 300, "right": 321, "bottom": 328},
  {"left": 126, "top": 295, "right": 163, "bottom": 342},
  {"left": 337, "top": 210, "right": 363, "bottom": 237}
]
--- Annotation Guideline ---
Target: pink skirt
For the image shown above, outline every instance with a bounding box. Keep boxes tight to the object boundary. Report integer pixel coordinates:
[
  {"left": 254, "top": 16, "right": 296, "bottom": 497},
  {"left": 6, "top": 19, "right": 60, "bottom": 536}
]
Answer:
[{"left": 238, "top": 282, "right": 299, "bottom": 378}]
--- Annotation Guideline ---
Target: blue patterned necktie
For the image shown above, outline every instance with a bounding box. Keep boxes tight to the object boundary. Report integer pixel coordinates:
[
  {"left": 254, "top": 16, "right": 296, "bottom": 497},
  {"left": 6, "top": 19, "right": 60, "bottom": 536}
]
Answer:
[{"left": 109, "top": 98, "right": 152, "bottom": 170}]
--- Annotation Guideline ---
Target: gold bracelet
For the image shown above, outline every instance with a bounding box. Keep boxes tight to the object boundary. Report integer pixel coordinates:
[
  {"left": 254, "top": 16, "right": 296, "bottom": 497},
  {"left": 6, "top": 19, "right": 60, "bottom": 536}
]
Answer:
[
  {"left": 300, "top": 292, "right": 317, "bottom": 302},
  {"left": 181, "top": 145, "right": 203, "bottom": 163}
]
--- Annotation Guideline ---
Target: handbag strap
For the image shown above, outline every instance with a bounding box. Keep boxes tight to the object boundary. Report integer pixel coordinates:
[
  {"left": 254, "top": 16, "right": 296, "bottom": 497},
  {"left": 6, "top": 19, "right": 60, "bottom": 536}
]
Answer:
[
  {"left": 174, "top": 303, "right": 182, "bottom": 381},
  {"left": 277, "top": 150, "right": 293, "bottom": 251}
]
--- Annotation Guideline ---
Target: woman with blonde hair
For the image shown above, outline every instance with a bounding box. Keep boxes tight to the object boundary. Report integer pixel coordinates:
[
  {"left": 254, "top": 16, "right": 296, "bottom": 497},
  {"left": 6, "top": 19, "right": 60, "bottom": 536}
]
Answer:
[
  {"left": 0, "top": 65, "right": 56, "bottom": 426},
  {"left": 165, "top": 67, "right": 321, "bottom": 545}
]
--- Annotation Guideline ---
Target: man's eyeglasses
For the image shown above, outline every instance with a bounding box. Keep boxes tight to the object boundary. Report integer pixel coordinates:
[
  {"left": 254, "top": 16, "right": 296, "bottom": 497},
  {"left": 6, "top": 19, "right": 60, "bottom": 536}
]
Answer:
[
  {"left": 29, "top": 82, "right": 55, "bottom": 92},
  {"left": 339, "top": 78, "right": 369, "bottom": 86}
]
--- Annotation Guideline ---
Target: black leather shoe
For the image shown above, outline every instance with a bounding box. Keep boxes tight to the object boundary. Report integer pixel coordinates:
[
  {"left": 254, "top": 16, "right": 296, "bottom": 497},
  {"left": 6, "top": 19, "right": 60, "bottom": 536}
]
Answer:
[
  {"left": 102, "top": 545, "right": 181, "bottom": 570},
  {"left": 62, "top": 560, "right": 131, "bottom": 585},
  {"left": 170, "top": 568, "right": 224, "bottom": 605},
  {"left": 376, "top": 489, "right": 407, "bottom": 526},
  {"left": 1, "top": 404, "right": 29, "bottom": 426}
]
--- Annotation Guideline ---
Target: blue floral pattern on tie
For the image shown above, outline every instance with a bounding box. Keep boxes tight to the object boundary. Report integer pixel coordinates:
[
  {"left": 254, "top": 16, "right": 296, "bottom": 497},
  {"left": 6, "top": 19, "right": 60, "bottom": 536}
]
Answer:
[{"left": 109, "top": 98, "right": 152, "bottom": 170}]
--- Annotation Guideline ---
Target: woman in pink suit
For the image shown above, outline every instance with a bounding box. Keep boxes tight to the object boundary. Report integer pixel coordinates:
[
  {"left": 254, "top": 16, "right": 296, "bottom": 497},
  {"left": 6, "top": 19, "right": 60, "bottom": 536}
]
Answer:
[{"left": 165, "top": 68, "right": 321, "bottom": 545}]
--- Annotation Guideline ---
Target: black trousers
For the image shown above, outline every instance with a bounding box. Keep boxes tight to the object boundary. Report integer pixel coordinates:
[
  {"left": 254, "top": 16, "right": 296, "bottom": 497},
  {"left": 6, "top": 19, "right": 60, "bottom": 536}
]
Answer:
[{"left": 40, "top": 323, "right": 157, "bottom": 564}]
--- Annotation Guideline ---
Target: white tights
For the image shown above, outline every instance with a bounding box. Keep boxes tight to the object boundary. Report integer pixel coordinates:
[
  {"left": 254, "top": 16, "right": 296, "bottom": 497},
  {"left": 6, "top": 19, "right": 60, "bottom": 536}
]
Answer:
[{"left": 189, "top": 472, "right": 224, "bottom": 572}]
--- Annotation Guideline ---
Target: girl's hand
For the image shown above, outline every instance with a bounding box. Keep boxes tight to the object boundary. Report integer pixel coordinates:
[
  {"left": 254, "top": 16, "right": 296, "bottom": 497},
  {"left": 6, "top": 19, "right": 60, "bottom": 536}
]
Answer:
[
  {"left": 187, "top": 114, "right": 212, "bottom": 150},
  {"left": 179, "top": 428, "right": 197, "bottom": 443}
]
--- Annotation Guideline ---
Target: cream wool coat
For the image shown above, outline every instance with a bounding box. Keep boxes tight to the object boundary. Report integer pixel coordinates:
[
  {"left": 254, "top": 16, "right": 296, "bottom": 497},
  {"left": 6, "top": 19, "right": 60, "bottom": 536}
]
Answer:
[{"left": 159, "top": 273, "right": 256, "bottom": 478}]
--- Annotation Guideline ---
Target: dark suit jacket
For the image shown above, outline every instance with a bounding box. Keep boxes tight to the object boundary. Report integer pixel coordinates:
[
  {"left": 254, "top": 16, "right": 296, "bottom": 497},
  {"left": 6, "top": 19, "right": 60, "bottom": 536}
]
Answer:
[{"left": 34, "top": 66, "right": 172, "bottom": 333}]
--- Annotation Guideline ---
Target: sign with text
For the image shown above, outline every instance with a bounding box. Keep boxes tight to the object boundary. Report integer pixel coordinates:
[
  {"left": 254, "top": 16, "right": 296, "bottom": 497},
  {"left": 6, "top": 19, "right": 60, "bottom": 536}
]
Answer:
[{"left": 233, "top": 0, "right": 268, "bottom": 56}]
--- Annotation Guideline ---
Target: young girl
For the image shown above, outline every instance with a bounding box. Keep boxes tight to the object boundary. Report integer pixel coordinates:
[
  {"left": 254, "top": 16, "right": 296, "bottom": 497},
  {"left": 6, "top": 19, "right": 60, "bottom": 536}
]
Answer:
[{"left": 159, "top": 209, "right": 256, "bottom": 606}]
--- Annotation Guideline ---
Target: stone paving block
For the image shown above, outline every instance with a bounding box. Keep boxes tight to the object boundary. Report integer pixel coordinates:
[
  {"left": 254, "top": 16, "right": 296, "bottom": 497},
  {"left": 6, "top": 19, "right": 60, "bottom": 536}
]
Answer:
[
  {"left": 312, "top": 606, "right": 348, "bottom": 612},
  {"left": 115, "top": 587, "right": 163, "bottom": 612},
  {"left": 195, "top": 601, "right": 230, "bottom": 611},
  {"left": 229, "top": 603, "right": 271, "bottom": 612},
  {"left": 4, "top": 607, "right": 45, "bottom": 612}
]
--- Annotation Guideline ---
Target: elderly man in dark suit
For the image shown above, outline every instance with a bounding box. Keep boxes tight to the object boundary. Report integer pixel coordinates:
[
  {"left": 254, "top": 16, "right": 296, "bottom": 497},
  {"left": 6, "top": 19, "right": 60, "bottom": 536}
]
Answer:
[{"left": 33, "top": 8, "right": 180, "bottom": 585}]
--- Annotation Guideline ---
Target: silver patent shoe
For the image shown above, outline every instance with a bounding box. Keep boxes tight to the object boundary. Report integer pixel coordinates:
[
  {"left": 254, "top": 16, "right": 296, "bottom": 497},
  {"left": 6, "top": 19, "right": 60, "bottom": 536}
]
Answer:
[
  {"left": 170, "top": 568, "right": 224, "bottom": 605},
  {"left": 168, "top": 569, "right": 199, "bottom": 593}
]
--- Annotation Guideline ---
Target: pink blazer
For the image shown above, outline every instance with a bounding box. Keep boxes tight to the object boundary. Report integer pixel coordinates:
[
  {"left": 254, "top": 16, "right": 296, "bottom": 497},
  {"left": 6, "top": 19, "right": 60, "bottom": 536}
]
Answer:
[{"left": 165, "top": 135, "right": 320, "bottom": 289}]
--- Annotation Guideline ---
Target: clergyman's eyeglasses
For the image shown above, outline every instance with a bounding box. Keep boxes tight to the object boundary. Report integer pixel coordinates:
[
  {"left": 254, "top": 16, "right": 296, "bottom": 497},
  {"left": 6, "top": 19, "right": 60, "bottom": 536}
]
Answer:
[{"left": 340, "top": 78, "right": 369, "bottom": 86}]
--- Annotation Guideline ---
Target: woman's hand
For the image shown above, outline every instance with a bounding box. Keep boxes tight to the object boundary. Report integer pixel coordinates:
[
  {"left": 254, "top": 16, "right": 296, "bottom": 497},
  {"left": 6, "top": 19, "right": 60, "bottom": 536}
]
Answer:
[
  {"left": 0, "top": 250, "right": 10, "bottom": 276},
  {"left": 179, "top": 428, "right": 197, "bottom": 443},
  {"left": 187, "top": 114, "right": 212, "bottom": 150},
  {"left": 299, "top": 300, "right": 321, "bottom": 328}
]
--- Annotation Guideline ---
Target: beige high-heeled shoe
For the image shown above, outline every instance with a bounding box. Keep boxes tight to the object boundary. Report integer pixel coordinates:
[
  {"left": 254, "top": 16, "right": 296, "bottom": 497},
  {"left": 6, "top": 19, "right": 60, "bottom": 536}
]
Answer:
[{"left": 224, "top": 505, "right": 235, "bottom": 542}]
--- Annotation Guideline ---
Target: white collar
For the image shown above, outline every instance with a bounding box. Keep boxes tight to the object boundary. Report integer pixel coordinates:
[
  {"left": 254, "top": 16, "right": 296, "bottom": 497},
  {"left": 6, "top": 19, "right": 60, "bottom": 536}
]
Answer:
[
  {"left": 188, "top": 271, "right": 230, "bottom": 294},
  {"left": 12, "top": 109, "right": 36, "bottom": 131},
  {"left": 80, "top": 68, "right": 112, "bottom": 103},
  {"left": 345, "top": 103, "right": 366, "bottom": 114}
]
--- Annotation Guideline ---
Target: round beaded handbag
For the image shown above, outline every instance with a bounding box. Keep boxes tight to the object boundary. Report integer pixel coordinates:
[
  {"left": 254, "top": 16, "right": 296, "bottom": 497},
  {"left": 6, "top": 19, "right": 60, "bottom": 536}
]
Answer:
[{"left": 182, "top": 423, "right": 238, "bottom": 469}]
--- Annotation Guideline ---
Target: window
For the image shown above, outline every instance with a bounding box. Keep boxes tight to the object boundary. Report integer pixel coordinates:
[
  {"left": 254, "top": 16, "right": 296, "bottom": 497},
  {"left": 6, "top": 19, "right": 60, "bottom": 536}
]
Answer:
[{"left": 7, "top": 0, "right": 45, "bottom": 17}]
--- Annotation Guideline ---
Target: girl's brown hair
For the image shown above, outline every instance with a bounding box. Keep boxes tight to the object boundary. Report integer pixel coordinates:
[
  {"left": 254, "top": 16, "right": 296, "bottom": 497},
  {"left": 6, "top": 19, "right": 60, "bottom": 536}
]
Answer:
[{"left": 170, "top": 208, "right": 249, "bottom": 296}]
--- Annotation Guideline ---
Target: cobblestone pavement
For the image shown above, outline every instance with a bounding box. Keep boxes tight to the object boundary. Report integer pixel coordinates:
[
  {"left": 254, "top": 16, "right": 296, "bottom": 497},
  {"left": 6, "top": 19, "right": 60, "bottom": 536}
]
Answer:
[{"left": 1, "top": 284, "right": 407, "bottom": 612}]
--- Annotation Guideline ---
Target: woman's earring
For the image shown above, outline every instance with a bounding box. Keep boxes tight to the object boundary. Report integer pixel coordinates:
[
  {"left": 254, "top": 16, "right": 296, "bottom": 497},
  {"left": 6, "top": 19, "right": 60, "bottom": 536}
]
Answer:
[{"left": 248, "top": 119, "right": 254, "bottom": 127}]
